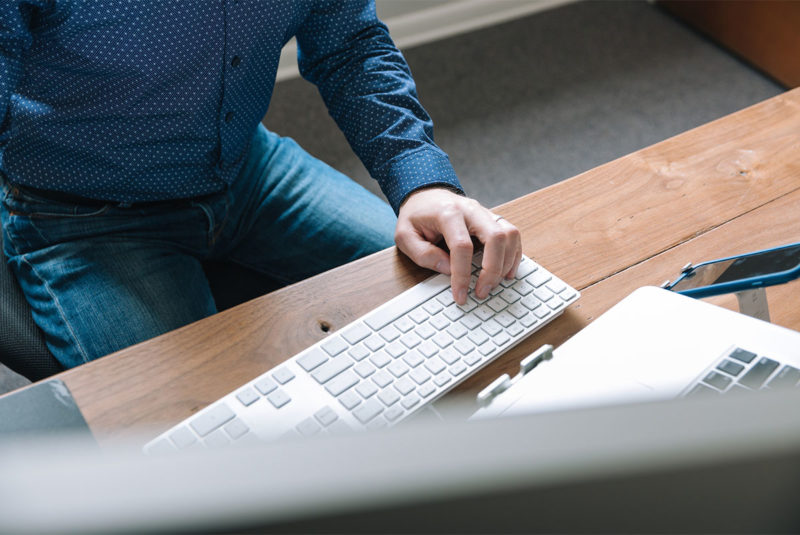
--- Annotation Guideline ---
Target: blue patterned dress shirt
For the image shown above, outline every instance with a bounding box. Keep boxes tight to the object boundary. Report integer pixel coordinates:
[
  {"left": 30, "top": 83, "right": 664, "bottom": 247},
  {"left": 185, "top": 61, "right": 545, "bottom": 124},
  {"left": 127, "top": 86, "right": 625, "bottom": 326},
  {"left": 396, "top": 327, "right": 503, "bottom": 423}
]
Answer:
[{"left": 0, "top": 0, "right": 462, "bottom": 212}]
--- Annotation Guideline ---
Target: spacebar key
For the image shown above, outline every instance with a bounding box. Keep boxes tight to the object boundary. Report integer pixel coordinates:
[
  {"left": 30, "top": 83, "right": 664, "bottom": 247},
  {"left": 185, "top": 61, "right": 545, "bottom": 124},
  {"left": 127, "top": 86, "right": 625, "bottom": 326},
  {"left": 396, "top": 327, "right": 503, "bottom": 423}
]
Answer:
[{"left": 363, "top": 274, "right": 451, "bottom": 331}]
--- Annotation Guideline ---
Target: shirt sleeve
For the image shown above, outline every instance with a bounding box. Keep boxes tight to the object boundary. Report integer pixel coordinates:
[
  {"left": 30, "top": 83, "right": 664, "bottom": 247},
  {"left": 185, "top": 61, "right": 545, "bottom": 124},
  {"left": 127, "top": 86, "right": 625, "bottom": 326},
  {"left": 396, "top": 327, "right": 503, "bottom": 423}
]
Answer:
[
  {"left": 0, "top": 2, "right": 39, "bottom": 146},
  {"left": 295, "top": 0, "right": 464, "bottom": 213}
]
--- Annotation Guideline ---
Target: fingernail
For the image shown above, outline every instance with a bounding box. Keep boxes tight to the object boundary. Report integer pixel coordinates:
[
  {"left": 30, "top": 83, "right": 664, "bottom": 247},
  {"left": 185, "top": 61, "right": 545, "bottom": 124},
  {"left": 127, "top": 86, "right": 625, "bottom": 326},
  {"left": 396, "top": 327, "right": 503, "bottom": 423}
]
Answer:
[{"left": 457, "top": 288, "right": 467, "bottom": 304}]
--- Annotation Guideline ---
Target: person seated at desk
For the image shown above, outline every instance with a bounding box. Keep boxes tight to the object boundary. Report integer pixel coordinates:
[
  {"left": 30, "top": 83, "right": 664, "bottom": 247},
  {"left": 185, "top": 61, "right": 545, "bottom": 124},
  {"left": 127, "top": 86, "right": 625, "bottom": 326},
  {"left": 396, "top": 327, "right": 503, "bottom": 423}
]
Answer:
[{"left": 0, "top": 1, "right": 521, "bottom": 369}]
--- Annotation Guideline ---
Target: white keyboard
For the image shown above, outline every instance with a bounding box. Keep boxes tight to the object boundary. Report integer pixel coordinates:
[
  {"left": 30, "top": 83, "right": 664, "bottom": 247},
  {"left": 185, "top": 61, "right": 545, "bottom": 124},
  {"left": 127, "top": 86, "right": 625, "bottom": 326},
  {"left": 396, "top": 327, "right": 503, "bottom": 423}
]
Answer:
[{"left": 145, "top": 254, "right": 579, "bottom": 453}]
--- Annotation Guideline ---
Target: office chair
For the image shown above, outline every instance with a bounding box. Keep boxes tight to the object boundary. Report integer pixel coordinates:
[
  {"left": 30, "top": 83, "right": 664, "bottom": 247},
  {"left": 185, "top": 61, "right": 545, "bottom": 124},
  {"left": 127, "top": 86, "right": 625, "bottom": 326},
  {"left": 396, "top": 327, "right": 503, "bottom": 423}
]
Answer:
[{"left": 0, "top": 230, "right": 283, "bottom": 382}]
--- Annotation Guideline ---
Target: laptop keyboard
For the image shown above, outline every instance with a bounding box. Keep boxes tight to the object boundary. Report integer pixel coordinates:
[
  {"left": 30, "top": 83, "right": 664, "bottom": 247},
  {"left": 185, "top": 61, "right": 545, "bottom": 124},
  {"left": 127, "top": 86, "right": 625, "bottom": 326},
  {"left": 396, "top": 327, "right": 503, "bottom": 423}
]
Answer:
[
  {"left": 145, "top": 254, "right": 579, "bottom": 454},
  {"left": 684, "top": 346, "right": 800, "bottom": 397}
]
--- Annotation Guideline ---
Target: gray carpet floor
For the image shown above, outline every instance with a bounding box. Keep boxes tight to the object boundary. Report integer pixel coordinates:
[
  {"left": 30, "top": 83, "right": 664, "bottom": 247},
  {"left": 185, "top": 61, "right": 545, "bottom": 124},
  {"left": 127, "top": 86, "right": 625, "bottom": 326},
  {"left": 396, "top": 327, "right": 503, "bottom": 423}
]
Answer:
[{"left": 0, "top": 0, "right": 783, "bottom": 395}]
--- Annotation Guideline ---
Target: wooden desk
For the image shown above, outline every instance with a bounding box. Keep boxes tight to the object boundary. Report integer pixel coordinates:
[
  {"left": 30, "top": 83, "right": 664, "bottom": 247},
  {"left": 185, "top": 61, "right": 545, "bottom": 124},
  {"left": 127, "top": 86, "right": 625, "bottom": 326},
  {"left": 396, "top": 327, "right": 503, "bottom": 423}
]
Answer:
[{"left": 56, "top": 88, "right": 800, "bottom": 447}]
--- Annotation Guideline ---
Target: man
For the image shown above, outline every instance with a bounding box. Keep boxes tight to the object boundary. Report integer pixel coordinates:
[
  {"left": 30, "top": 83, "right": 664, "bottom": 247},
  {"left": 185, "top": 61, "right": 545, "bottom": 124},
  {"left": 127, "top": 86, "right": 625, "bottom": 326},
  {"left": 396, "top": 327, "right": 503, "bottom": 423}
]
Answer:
[{"left": 0, "top": 1, "right": 521, "bottom": 369}]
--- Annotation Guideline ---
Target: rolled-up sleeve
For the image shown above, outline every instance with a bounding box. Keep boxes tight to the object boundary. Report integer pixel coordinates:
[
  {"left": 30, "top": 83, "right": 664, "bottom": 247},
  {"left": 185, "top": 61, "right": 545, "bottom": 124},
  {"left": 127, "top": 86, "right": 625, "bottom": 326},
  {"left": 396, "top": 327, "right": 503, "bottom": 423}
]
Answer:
[{"left": 295, "top": 0, "right": 463, "bottom": 213}]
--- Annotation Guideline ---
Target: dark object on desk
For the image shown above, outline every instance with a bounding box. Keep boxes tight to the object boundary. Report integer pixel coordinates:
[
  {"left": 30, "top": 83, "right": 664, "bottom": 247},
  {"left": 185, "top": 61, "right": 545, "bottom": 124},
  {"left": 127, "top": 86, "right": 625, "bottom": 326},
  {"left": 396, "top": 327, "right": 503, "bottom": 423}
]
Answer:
[{"left": 0, "top": 378, "right": 92, "bottom": 439}]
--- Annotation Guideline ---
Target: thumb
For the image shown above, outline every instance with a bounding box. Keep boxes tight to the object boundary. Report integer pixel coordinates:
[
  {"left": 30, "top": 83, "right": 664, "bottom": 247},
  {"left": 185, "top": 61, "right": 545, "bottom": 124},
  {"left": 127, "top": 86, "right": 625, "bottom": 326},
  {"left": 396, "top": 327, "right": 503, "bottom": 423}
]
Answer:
[{"left": 395, "top": 228, "right": 452, "bottom": 275}]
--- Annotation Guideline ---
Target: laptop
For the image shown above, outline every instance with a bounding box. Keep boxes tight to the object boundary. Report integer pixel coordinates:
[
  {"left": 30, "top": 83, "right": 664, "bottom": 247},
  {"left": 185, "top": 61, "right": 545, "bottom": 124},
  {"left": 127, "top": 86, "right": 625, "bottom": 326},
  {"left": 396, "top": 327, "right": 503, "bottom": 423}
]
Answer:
[{"left": 472, "top": 286, "right": 800, "bottom": 419}]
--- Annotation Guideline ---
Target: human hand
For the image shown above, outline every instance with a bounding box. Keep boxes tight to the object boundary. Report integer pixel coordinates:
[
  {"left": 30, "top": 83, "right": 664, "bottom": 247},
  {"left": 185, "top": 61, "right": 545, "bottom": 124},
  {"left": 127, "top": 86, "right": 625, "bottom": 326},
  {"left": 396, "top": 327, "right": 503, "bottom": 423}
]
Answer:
[{"left": 395, "top": 187, "right": 522, "bottom": 305}]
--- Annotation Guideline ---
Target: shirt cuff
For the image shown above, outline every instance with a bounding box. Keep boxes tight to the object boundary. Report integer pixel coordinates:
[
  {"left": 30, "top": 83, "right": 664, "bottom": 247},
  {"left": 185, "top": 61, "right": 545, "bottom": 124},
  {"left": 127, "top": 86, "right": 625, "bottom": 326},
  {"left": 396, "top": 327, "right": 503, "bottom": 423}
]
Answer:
[{"left": 377, "top": 148, "right": 465, "bottom": 213}]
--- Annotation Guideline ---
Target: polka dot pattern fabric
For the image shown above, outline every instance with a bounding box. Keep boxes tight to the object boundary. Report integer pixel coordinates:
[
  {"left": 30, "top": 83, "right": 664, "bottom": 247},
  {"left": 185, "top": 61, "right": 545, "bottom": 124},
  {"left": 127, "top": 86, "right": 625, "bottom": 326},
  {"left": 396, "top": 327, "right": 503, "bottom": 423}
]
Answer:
[{"left": 0, "top": 1, "right": 462, "bottom": 212}]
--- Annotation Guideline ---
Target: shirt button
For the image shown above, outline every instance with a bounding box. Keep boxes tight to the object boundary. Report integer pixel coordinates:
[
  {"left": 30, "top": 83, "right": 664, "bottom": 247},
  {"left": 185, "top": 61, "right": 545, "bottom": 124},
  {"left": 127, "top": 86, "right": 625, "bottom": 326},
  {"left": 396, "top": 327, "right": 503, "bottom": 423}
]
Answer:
[
  {"left": 225, "top": 111, "right": 234, "bottom": 123},
  {"left": 231, "top": 56, "right": 241, "bottom": 67}
]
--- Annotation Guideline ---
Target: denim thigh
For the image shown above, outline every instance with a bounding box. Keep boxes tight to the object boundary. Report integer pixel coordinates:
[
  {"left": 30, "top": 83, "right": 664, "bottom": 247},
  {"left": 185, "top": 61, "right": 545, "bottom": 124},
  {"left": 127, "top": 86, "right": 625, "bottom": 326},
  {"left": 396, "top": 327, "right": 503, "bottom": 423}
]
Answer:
[
  {"left": 0, "top": 185, "right": 217, "bottom": 368},
  {"left": 219, "top": 125, "right": 398, "bottom": 284}
]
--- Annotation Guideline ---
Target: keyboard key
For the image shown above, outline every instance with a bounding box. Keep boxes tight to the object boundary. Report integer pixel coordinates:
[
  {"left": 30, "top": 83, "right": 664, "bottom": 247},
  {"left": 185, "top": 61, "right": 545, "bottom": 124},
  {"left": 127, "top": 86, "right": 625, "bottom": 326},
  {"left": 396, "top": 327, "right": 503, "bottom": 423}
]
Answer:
[
  {"left": 321, "top": 337, "right": 349, "bottom": 357},
  {"left": 425, "top": 357, "right": 446, "bottom": 375},
  {"left": 386, "top": 343, "right": 407, "bottom": 358},
  {"left": 297, "top": 348, "right": 328, "bottom": 372},
  {"left": 487, "top": 297, "right": 508, "bottom": 313},
  {"left": 272, "top": 367, "right": 295, "bottom": 385},
  {"left": 457, "top": 297, "right": 478, "bottom": 313},
  {"left": 385, "top": 406, "right": 404, "bottom": 422},
  {"left": 515, "top": 259, "right": 536, "bottom": 278},
  {"left": 481, "top": 319, "right": 502, "bottom": 337},
  {"left": 441, "top": 349, "right": 461, "bottom": 365},
  {"left": 520, "top": 295, "right": 541, "bottom": 311},
  {"left": 410, "top": 367, "right": 431, "bottom": 385},
  {"left": 767, "top": 365, "right": 800, "bottom": 389},
  {"left": 739, "top": 357, "right": 780, "bottom": 389},
  {"left": 547, "top": 280, "right": 567, "bottom": 294},
  {"left": 364, "top": 335, "right": 385, "bottom": 352},
  {"left": 296, "top": 417, "right": 322, "bottom": 437},
  {"left": 222, "top": 419, "right": 249, "bottom": 440},
  {"left": 190, "top": 403, "right": 236, "bottom": 437},
  {"left": 348, "top": 344, "right": 370, "bottom": 361},
  {"left": 478, "top": 341, "right": 495, "bottom": 356},
  {"left": 436, "top": 290, "right": 455, "bottom": 306},
  {"left": 419, "top": 341, "right": 441, "bottom": 357},
  {"left": 454, "top": 339, "right": 474, "bottom": 355},
  {"left": 379, "top": 325, "right": 402, "bottom": 342},
  {"left": 494, "top": 312, "right": 516, "bottom": 328},
  {"left": 416, "top": 323, "right": 437, "bottom": 340},
  {"left": 402, "top": 351, "right": 424, "bottom": 368},
  {"left": 443, "top": 304, "right": 465, "bottom": 321},
  {"left": 729, "top": 348, "right": 757, "bottom": 364},
  {"left": 356, "top": 380, "right": 379, "bottom": 399},
  {"left": 430, "top": 315, "right": 450, "bottom": 331},
  {"left": 254, "top": 376, "right": 278, "bottom": 396},
  {"left": 423, "top": 300, "right": 444, "bottom": 315},
  {"left": 533, "top": 288, "right": 554, "bottom": 302},
  {"left": 353, "top": 399, "right": 384, "bottom": 424},
  {"left": 394, "top": 376, "right": 416, "bottom": 396},
  {"left": 325, "top": 370, "right": 360, "bottom": 396},
  {"left": 534, "top": 307, "right": 550, "bottom": 319},
  {"left": 468, "top": 330, "right": 489, "bottom": 346},
  {"left": 369, "top": 351, "right": 391, "bottom": 369},
  {"left": 393, "top": 316, "right": 416, "bottom": 333},
  {"left": 460, "top": 313, "right": 482, "bottom": 331},
  {"left": 311, "top": 355, "right": 353, "bottom": 384},
  {"left": 434, "top": 373, "right": 452, "bottom": 387},
  {"left": 267, "top": 390, "right": 291, "bottom": 409},
  {"left": 400, "top": 332, "right": 422, "bottom": 349},
  {"left": 464, "top": 352, "right": 481, "bottom": 366},
  {"left": 530, "top": 271, "right": 552, "bottom": 287},
  {"left": 338, "top": 390, "right": 362, "bottom": 410},
  {"left": 418, "top": 383, "right": 436, "bottom": 398},
  {"left": 314, "top": 406, "right": 339, "bottom": 427},
  {"left": 378, "top": 389, "right": 401, "bottom": 407},
  {"left": 716, "top": 359, "right": 745, "bottom": 377},
  {"left": 702, "top": 371, "right": 732, "bottom": 391},
  {"left": 489, "top": 285, "right": 504, "bottom": 296},
  {"left": 499, "top": 289, "right": 520, "bottom": 304},
  {"left": 450, "top": 362, "right": 467, "bottom": 377},
  {"left": 341, "top": 323, "right": 371, "bottom": 345},
  {"left": 169, "top": 427, "right": 197, "bottom": 449},
  {"left": 511, "top": 280, "right": 534, "bottom": 296},
  {"left": 236, "top": 387, "right": 260, "bottom": 407},
  {"left": 474, "top": 305, "right": 494, "bottom": 321},
  {"left": 401, "top": 394, "right": 421, "bottom": 410},
  {"left": 520, "top": 315, "right": 539, "bottom": 328},
  {"left": 354, "top": 360, "right": 376, "bottom": 378},
  {"left": 409, "top": 308, "right": 429, "bottom": 324},
  {"left": 446, "top": 323, "right": 468, "bottom": 339},
  {"left": 493, "top": 332, "right": 511, "bottom": 346},
  {"left": 372, "top": 370, "right": 393, "bottom": 388},
  {"left": 388, "top": 360, "right": 410, "bottom": 378}
]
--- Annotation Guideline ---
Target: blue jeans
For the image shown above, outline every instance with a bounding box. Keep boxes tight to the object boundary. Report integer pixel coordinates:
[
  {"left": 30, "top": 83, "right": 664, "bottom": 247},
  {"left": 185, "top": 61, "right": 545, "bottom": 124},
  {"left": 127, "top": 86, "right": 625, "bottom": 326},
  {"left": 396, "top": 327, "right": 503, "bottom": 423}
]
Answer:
[{"left": 1, "top": 125, "right": 396, "bottom": 369}]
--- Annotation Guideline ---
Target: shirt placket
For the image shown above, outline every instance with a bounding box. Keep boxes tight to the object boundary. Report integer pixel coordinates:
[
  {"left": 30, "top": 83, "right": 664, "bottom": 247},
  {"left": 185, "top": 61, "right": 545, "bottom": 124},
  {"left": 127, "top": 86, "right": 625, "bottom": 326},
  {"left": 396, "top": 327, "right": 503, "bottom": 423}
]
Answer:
[{"left": 217, "top": 0, "right": 245, "bottom": 178}]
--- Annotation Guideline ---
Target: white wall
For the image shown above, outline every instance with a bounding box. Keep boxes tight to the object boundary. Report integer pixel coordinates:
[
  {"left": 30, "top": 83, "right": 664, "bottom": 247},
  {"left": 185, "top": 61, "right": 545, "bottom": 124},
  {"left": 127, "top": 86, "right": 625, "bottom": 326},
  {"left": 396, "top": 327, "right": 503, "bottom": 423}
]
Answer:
[{"left": 276, "top": 0, "right": 574, "bottom": 82}]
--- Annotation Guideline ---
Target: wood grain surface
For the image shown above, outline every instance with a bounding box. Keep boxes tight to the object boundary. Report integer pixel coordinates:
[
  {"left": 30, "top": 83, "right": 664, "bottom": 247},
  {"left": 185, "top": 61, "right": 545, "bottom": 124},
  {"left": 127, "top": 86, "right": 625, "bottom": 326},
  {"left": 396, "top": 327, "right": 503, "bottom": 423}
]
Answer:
[{"left": 40, "top": 88, "right": 800, "bottom": 447}]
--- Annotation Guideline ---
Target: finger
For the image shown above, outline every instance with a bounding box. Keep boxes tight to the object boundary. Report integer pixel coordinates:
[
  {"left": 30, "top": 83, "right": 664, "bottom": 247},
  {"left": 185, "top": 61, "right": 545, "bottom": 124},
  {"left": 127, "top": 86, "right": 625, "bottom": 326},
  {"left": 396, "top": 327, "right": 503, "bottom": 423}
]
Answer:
[
  {"left": 496, "top": 218, "right": 522, "bottom": 279},
  {"left": 394, "top": 226, "right": 452, "bottom": 275},
  {"left": 473, "top": 213, "right": 509, "bottom": 299},
  {"left": 438, "top": 212, "right": 473, "bottom": 305}
]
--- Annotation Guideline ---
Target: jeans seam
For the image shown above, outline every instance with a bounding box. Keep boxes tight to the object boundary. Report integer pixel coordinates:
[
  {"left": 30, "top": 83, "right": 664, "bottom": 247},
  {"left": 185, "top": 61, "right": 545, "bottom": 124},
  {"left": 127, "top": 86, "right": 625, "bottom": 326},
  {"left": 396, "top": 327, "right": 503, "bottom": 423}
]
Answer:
[{"left": 18, "top": 254, "right": 92, "bottom": 364}]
